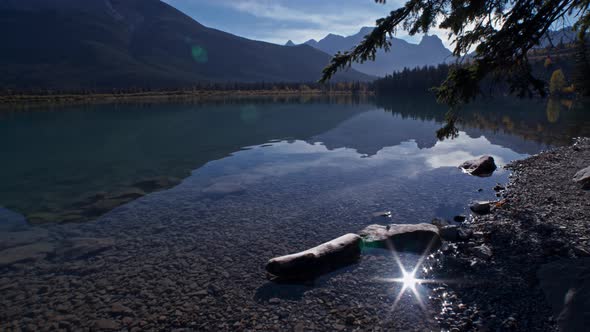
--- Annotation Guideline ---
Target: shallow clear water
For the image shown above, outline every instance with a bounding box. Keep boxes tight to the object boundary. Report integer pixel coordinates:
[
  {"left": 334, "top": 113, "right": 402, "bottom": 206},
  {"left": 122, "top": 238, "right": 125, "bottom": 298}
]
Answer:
[{"left": 1, "top": 95, "right": 589, "bottom": 330}]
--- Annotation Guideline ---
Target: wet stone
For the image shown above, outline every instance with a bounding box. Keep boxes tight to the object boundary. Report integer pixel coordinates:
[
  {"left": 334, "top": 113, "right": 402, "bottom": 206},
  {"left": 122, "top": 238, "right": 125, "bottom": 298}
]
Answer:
[
  {"left": 459, "top": 155, "right": 497, "bottom": 177},
  {"left": 360, "top": 223, "right": 441, "bottom": 252},
  {"left": 470, "top": 201, "right": 492, "bottom": 215}
]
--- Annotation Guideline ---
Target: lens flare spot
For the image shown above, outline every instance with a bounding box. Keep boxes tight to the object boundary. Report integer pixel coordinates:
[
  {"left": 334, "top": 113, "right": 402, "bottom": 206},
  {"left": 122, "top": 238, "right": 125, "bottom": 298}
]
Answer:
[
  {"left": 191, "top": 46, "right": 208, "bottom": 63},
  {"left": 401, "top": 270, "right": 417, "bottom": 290},
  {"left": 241, "top": 105, "right": 259, "bottom": 124}
]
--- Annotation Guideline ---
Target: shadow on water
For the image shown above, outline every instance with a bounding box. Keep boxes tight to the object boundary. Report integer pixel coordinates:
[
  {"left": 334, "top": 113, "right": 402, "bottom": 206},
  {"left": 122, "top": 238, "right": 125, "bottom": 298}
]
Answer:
[{"left": 254, "top": 262, "right": 362, "bottom": 302}]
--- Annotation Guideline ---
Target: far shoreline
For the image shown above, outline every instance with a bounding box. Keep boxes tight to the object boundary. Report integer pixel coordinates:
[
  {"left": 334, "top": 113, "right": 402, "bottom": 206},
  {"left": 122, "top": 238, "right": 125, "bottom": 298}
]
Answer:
[{"left": 0, "top": 89, "right": 375, "bottom": 109}]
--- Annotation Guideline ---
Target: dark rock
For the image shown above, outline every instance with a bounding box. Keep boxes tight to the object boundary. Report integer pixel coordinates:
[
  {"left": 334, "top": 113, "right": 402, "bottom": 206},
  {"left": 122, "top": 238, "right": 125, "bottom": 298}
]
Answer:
[
  {"left": 459, "top": 155, "right": 497, "bottom": 177},
  {"left": 453, "top": 215, "right": 467, "bottom": 223},
  {"left": 133, "top": 176, "right": 181, "bottom": 192},
  {"left": 573, "top": 166, "right": 590, "bottom": 189},
  {"left": 457, "top": 228, "right": 473, "bottom": 241},
  {"left": 432, "top": 218, "right": 451, "bottom": 227},
  {"left": 107, "top": 188, "right": 146, "bottom": 200},
  {"left": 470, "top": 201, "right": 492, "bottom": 215},
  {"left": 266, "top": 233, "right": 362, "bottom": 279},
  {"left": 538, "top": 258, "right": 590, "bottom": 332},
  {"left": 440, "top": 226, "right": 473, "bottom": 242},
  {"left": 440, "top": 225, "right": 460, "bottom": 242},
  {"left": 359, "top": 223, "right": 441, "bottom": 253},
  {"left": 94, "top": 319, "right": 120, "bottom": 330},
  {"left": 493, "top": 184, "right": 505, "bottom": 192},
  {"left": 111, "top": 303, "right": 134, "bottom": 316},
  {"left": 471, "top": 244, "right": 492, "bottom": 259},
  {"left": 86, "top": 198, "right": 130, "bottom": 215},
  {"left": 573, "top": 246, "right": 590, "bottom": 257}
]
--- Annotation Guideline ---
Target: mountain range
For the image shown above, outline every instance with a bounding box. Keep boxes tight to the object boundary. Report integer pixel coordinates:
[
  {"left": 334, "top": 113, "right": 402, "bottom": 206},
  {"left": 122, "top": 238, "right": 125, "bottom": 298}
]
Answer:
[
  {"left": 290, "top": 27, "right": 454, "bottom": 77},
  {"left": 0, "top": 0, "right": 371, "bottom": 91}
]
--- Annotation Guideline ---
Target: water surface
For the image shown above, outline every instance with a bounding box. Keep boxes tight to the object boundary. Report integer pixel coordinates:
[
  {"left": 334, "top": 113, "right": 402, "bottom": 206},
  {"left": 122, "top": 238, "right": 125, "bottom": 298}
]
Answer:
[{"left": 1, "top": 95, "right": 589, "bottom": 330}]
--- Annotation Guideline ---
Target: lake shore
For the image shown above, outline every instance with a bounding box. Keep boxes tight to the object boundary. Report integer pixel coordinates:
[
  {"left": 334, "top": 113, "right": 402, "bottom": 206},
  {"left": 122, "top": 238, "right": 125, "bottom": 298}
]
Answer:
[
  {"left": 0, "top": 90, "right": 374, "bottom": 109},
  {"left": 434, "top": 137, "right": 590, "bottom": 331}
]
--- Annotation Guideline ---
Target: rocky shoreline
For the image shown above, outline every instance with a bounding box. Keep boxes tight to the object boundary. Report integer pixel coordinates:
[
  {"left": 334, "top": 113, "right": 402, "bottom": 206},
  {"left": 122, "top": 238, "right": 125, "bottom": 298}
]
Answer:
[
  {"left": 432, "top": 137, "right": 590, "bottom": 331},
  {"left": 3, "top": 138, "right": 588, "bottom": 331}
]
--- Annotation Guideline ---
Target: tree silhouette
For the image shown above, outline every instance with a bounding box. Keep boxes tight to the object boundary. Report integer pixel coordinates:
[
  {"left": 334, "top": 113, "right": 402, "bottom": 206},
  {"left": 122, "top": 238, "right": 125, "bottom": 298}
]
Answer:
[{"left": 320, "top": 0, "right": 590, "bottom": 106}]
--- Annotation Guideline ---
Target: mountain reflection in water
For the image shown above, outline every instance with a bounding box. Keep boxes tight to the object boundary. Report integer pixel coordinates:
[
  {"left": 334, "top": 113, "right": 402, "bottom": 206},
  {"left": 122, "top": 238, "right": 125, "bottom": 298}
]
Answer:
[{"left": 0, "top": 94, "right": 589, "bottom": 224}]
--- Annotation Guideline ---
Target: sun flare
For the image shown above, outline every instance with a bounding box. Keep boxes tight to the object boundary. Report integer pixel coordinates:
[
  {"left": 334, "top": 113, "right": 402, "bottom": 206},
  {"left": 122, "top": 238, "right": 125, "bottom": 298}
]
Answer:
[{"left": 401, "top": 269, "right": 418, "bottom": 290}]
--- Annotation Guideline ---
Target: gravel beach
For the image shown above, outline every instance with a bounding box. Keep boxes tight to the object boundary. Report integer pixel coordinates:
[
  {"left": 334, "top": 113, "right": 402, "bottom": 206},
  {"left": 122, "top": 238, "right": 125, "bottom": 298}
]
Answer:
[{"left": 434, "top": 137, "right": 590, "bottom": 331}]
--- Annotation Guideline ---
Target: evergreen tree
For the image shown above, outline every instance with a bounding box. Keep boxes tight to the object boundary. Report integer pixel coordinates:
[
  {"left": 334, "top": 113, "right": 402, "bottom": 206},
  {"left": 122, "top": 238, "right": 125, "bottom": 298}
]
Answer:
[
  {"left": 574, "top": 34, "right": 590, "bottom": 95},
  {"left": 321, "top": 0, "right": 590, "bottom": 106}
]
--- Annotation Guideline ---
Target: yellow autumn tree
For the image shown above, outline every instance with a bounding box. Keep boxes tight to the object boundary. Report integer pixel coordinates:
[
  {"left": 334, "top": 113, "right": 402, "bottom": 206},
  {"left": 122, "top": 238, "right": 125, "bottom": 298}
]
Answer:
[{"left": 549, "top": 69, "right": 567, "bottom": 96}]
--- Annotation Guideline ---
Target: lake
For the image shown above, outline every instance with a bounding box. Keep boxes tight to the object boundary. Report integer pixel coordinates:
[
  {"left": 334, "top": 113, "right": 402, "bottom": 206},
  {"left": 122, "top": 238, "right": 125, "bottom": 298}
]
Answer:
[{"left": 1, "top": 95, "right": 589, "bottom": 330}]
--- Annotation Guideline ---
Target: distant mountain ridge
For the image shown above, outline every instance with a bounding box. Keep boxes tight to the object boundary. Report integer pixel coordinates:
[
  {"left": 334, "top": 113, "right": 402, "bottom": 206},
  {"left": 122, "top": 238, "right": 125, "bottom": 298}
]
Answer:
[
  {"left": 287, "top": 27, "right": 454, "bottom": 76},
  {"left": 291, "top": 26, "right": 581, "bottom": 77},
  {"left": 0, "top": 0, "right": 371, "bottom": 91}
]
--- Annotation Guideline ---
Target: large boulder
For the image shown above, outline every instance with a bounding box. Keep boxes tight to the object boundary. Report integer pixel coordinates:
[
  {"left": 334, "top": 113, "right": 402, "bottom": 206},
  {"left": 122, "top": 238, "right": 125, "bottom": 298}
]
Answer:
[
  {"left": 266, "top": 234, "right": 362, "bottom": 279},
  {"left": 459, "top": 155, "right": 497, "bottom": 177},
  {"left": 538, "top": 258, "right": 590, "bottom": 332},
  {"left": 573, "top": 166, "right": 590, "bottom": 189},
  {"left": 359, "top": 223, "right": 441, "bottom": 253}
]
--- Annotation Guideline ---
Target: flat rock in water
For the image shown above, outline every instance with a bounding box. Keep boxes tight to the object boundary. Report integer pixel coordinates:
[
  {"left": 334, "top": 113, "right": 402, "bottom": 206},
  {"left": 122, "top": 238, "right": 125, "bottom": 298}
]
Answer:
[
  {"left": 133, "top": 176, "right": 181, "bottom": 192},
  {"left": 459, "top": 155, "right": 497, "bottom": 177},
  {"left": 0, "top": 228, "right": 50, "bottom": 250},
  {"left": 202, "top": 182, "right": 246, "bottom": 196},
  {"left": 107, "top": 188, "right": 146, "bottom": 200},
  {"left": 0, "top": 242, "right": 55, "bottom": 267},
  {"left": 538, "top": 258, "right": 590, "bottom": 332},
  {"left": 359, "top": 223, "right": 441, "bottom": 253},
  {"left": 266, "top": 233, "right": 361, "bottom": 279},
  {"left": 573, "top": 166, "right": 590, "bottom": 189},
  {"left": 57, "top": 237, "right": 114, "bottom": 259}
]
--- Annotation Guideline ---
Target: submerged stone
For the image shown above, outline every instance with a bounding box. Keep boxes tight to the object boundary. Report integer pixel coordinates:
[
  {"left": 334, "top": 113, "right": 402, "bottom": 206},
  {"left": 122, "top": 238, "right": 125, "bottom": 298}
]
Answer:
[
  {"left": 133, "top": 176, "right": 181, "bottom": 192},
  {"left": 266, "top": 233, "right": 362, "bottom": 279},
  {"left": 202, "top": 182, "right": 246, "bottom": 196},
  {"left": 459, "top": 155, "right": 497, "bottom": 177},
  {"left": 359, "top": 223, "right": 441, "bottom": 253},
  {"left": 0, "top": 242, "right": 55, "bottom": 267},
  {"left": 470, "top": 201, "right": 492, "bottom": 215},
  {"left": 57, "top": 237, "right": 115, "bottom": 259},
  {"left": 0, "top": 228, "right": 50, "bottom": 250},
  {"left": 573, "top": 166, "right": 590, "bottom": 189}
]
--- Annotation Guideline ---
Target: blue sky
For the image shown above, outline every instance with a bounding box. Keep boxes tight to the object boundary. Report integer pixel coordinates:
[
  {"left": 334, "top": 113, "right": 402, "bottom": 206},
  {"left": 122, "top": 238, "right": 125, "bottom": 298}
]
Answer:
[{"left": 162, "top": 0, "right": 437, "bottom": 45}]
